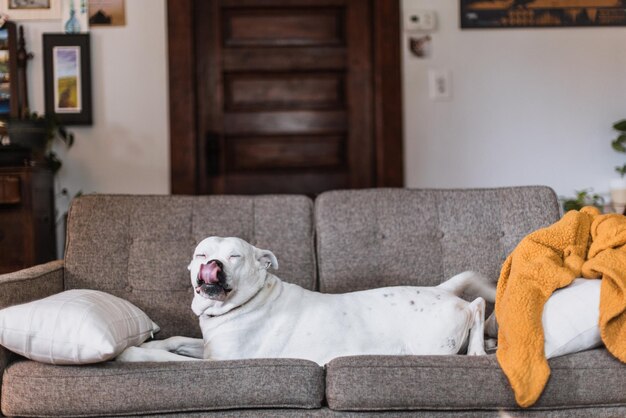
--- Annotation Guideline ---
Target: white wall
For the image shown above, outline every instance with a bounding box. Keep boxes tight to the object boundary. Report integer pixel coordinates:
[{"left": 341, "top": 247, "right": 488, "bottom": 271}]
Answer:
[
  {"left": 13, "top": 0, "right": 169, "bottom": 255},
  {"left": 402, "top": 0, "right": 626, "bottom": 200}
]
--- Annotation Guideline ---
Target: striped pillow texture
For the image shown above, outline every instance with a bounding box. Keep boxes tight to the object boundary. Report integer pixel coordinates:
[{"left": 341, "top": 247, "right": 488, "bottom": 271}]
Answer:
[{"left": 0, "top": 289, "right": 159, "bottom": 364}]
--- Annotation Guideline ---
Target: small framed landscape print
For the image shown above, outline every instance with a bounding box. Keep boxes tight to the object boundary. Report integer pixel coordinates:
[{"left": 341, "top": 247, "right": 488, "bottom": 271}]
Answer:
[
  {"left": 43, "top": 33, "right": 92, "bottom": 125},
  {"left": 1, "top": 0, "right": 62, "bottom": 20}
]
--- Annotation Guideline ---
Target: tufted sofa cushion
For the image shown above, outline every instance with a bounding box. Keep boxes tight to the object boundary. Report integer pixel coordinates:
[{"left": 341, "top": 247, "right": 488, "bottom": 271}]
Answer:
[
  {"left": 64, "top": 195, "right": 316, "bottom": 339},
  {"left": 315, "top": 187, "right": 560, "bottom": 293},
  {"left": 2, "top": 358, "right": 324, "bottom": 417},
  {"left": 325, "top": 349, "right": 626, "bottom": 411}
]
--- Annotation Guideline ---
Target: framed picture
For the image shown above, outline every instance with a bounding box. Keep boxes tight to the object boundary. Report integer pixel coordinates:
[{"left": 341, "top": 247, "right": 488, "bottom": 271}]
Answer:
[
  {"left": 461, "top": 0, "right": 626, "bottom": 29},
  {"left": 0, "top": 0, "right": 62, "bottom": 20},
  {"left": 43, "top": 33, "right": 92, "bottom": 125},
  {"left": 88, "top": 0, "right": 125, "bottom": 26},
  {"left": 0, "top": 22, "right": 17, "bottom": 122}
]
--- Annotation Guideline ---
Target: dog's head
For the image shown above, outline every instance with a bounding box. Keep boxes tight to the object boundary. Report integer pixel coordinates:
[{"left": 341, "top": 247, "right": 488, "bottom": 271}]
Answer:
[{"left": 188, "top": 236, "right": 278, "bottom": 316}]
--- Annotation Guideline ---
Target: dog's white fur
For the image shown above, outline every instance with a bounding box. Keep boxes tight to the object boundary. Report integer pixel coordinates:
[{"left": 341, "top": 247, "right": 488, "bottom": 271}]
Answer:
[{"left": 116, "top": 237, "right": 496, "bottom": 365}]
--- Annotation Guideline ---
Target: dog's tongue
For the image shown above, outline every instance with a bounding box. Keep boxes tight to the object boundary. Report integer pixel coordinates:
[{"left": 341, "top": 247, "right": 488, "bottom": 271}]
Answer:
[{"left": 200, "top": 262, "right": 220, "bottom": 284}]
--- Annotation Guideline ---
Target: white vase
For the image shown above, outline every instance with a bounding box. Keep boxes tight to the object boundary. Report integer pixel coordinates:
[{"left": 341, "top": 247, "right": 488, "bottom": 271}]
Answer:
[{"left": 610, "top": 178, "right": 626, "bottom": 214}]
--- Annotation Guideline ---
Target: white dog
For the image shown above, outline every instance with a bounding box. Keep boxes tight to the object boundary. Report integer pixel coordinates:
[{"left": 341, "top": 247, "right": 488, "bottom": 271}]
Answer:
[{"left": 117, "top": 237, "right": 496, "bottom": 365}]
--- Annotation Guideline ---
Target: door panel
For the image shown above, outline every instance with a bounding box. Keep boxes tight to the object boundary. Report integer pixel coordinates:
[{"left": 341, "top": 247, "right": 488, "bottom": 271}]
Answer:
[
  {"left": 167, "top": 0, "right": 403, "bottom": 195},
  {"left": 223, "top": 172, "right": 348, "bottom": 195},
  {"left": 195, "top": 0, "right": 372, "bottom": 195},
  {"left": 227, "top": 135, "right": 344, "bottom": 170},
  {"left": 223, "top": 7, "right": 345, "bottom": 47},
  {"left": 224, "top": 74, "right": 344, "bottom": 111},
  {"left": 223, "top": 111, "right": 346, "bottom": 135},
  {"left": 222, "top": 47, "right": 346, "bottom": 71}
]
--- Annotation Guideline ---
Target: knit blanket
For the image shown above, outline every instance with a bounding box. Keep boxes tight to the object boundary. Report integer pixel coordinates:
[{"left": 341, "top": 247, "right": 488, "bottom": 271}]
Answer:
[{"left": 495, "top": 206, "right": 626, "bottom": 407}]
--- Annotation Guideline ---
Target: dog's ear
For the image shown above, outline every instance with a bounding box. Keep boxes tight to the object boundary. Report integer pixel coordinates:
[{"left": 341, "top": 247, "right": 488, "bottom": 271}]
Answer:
[{"left": 255, "top": 248, "right": 278, "bottom": 270}]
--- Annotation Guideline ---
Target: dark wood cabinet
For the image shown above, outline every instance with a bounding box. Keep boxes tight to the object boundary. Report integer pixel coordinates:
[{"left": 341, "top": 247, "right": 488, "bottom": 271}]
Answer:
[{"left": 0, "top": 166, "right": 56, "bottom": 274}]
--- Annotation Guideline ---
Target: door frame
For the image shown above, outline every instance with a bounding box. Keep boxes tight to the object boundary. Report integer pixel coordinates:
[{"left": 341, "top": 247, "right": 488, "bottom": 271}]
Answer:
[{"left": 167, "top": 0, "right": 403, "bottom": 194}]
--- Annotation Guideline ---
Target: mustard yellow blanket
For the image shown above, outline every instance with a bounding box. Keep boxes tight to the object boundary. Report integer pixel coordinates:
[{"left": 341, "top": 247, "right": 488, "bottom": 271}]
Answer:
[{"left": 496, "top": 206, "right": 626, "bottom": 407}]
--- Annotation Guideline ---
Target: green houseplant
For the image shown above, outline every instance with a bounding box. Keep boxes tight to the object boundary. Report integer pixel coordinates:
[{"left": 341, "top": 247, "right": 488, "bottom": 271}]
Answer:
[
  {"left": 610, "top": 119, "right": 626, "bottom": 213},
  {"left": 561, "top": 188, "right": 604, "bottom": 213},
  {"left": 7, "top": 112, "right": 74, "bottom": 174}
]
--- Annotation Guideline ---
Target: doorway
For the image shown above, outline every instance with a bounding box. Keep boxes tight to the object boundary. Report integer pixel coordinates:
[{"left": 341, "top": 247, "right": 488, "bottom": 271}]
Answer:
[{"left": 168, "top": 0, "right": 403, "bottom": 195}]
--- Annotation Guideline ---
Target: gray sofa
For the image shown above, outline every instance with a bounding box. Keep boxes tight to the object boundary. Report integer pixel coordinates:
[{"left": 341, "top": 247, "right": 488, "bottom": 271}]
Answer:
[{"left": 1, "top": 187, "right": 625, "bottom": 417}]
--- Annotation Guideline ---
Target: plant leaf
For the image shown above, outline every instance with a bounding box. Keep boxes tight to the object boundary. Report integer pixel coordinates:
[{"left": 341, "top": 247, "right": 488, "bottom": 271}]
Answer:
[
  {"left": 612, "top": 134, "right": 626, "bottom": 153},
  {"left": 614, "top": 119, "right": 626, "bottom": 132}
]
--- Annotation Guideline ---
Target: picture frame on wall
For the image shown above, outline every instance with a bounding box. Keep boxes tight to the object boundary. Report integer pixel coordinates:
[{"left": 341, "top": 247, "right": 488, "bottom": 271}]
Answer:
[
  {"left": 43, "top": 33, "right": 92, "bottom": 125},
  {"left": 0, "top": 0, "right": 62, "bottom": 20},
  {"left": 88, "top": 0, "right": 125, "bottom": 26},
  {"left": 461, "top": 0, "right": 626, "bottom": 29}
]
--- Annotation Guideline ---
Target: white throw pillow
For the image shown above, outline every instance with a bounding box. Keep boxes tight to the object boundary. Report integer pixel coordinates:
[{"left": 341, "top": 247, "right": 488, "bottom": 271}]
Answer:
[
  {"left": 0, "top": 289, "right": 159, "bottom": 364},
  {"left": 543, "top": 278, "right": 602, "bottom": 359}
]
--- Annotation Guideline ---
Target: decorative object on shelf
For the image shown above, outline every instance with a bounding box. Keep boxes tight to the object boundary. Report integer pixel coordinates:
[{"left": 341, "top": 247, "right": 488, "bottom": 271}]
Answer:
[
  {"left": 0, "top": 0, "right": 62, "bottom": 20},
  {"left": 88, "top": 0, "right": 124, "bottom": 27},
  {"left": 560, "top": 188, "right": 604, "bottom": 213},
  {"left": 0, "top": 20, "right": 18, "bottom": 125},
  {"left": 610, "top": 118, "right": 626, "bottom": 214},
  {"left": 461, "top": 0, "right": 626, "bottom": 29},
  {"left": 43, "top": 33, "right": 91, "bottom": 125},
  {"left": 408, "top": 35, "right": 431, "bottom": 58},
  {"left": 16, "top": 25, "right": 32, "bottom": 118},
  {"left": 62, "top": 0, "right": 88, "bottom": 33}
]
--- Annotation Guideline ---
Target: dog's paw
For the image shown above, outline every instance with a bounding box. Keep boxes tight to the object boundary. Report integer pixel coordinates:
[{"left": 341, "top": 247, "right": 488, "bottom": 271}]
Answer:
[
  {"left": 467, "top": 348, "right": 487, "bottom": 356},
  {"left": 115, "top": 346, "right": 143, "bottom": 362}
]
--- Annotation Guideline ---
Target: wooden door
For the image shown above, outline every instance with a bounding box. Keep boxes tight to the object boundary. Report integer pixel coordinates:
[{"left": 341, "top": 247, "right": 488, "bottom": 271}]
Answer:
[{"left": 168, "top": 0, "right": 403, "bottom": 195}]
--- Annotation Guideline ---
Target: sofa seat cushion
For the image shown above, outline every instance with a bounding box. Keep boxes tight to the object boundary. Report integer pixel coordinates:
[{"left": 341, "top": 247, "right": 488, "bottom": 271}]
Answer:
[
  {"left": 325, "top": 349, "right": 626, "bottom": 411},
  {"left": 2, "top": 358, "right": 324, "bottom": 417}
]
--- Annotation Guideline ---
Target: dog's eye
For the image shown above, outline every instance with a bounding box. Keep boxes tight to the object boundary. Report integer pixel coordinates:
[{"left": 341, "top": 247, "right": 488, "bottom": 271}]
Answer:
[
  {"left": 229, "top": 254, "right": 241, "bottom": 259},
  {"left": 194, "top": 254, "right": 206, "bottom": 258}
]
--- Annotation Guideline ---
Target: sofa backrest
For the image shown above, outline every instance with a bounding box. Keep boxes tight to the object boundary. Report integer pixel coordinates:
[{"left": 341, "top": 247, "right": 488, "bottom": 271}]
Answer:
[
  {"left": 64, "top": 195, "right": 315, "bottom": 338},
  {"left": 315, "top": 187, "right": 560, "bottom": 293}
]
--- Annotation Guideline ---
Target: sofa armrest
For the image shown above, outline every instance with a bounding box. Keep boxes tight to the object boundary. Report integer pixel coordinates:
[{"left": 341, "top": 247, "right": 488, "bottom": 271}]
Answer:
[
  {"left": 0, "top": 260, "right": 65, "bottom": 310},
  {"left": 0, "top": 260, "right": 65, "bottom": 415}
]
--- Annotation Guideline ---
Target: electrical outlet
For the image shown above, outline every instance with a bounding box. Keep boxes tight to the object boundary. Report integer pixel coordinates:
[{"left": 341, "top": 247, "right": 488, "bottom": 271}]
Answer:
[
  {"left": 428, "top": 69, "right": 452, "bottom": 101},
  {"left": 404, "top": 9, "right": 436, "bottom": 32}
]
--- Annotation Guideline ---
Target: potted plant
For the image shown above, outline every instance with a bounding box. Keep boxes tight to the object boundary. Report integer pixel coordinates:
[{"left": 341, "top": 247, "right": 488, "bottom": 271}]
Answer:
[
  {"left": 561, "top": 188, "right": 604, "bottom": 213},
  {"left": 610, "top": 119, "right": 626, "bottom": 214},
  {"left": 7, "top": 112, "right": 74, "bottom": 173}
]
